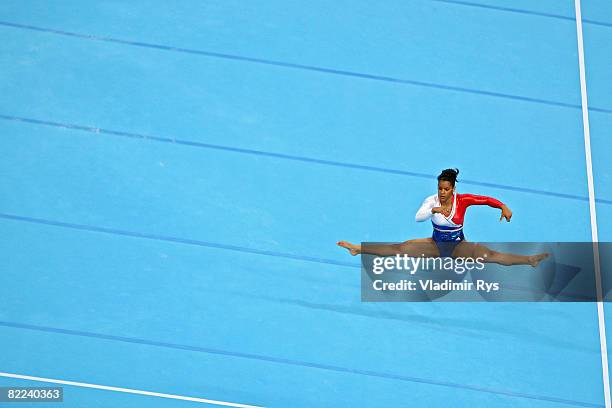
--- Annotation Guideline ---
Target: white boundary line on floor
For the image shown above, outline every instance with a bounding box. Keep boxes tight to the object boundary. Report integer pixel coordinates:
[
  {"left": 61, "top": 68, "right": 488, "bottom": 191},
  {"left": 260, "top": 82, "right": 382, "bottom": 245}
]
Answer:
[
  {"left": 0, "top": 372, "right": 264, "bottom": 408},
  {"left": 573, "top": 1, "right": 611, "bottom": 407}
]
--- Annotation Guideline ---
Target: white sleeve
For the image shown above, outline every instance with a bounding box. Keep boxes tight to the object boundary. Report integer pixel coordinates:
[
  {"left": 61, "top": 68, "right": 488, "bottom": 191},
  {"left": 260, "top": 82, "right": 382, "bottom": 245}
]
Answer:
[{"left": 415, "top": 195, "right": 436, "bottom": 222}]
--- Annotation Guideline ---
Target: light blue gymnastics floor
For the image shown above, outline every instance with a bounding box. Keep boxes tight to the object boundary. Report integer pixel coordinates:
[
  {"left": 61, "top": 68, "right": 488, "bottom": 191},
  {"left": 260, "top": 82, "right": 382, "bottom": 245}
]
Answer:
[{"left": 1, "top": 1, "right": 611, "bottom": 407}]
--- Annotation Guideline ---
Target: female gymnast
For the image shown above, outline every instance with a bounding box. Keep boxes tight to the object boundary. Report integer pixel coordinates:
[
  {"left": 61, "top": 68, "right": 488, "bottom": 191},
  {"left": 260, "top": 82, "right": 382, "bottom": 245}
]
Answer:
[{"left": 337, "top": 168, "right": 549, "bottom": 267}]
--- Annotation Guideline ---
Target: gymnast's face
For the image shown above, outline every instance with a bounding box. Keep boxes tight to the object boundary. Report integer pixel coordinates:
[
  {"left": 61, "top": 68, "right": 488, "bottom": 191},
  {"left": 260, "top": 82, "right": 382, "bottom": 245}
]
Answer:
[{"left": 437, "top": 180, "right": 454, "bottom": 203}]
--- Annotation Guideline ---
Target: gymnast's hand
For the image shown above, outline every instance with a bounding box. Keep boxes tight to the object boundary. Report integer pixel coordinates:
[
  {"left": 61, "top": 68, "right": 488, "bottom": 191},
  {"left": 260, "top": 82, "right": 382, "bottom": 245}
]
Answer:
[
  {"left": 500, "top": 205, "right": 512, "bottom": 222},
  {"left": 432, "top": 207, "right": 451, "bottom": 217}
]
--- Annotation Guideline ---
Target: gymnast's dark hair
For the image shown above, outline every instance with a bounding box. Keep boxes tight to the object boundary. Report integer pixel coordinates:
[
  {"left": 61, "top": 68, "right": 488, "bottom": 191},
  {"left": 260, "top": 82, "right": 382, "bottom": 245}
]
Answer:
[{"left": 437, "top": 168, "right": 459, "bottom": 186}]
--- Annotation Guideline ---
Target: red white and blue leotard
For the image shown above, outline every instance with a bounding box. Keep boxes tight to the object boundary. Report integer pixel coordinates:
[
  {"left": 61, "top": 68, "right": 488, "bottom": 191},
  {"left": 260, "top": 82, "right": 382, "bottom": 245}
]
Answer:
[{"left": 415, "top": 193, "right": 504, "bottom": 255}]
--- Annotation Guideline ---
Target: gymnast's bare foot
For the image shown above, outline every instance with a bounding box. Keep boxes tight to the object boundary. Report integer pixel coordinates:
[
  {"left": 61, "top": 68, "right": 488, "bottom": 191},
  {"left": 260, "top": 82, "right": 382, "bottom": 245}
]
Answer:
[
  {"left": 337, "top": 241, "right": 360, "bottom": 256},
  {"left": 529, "top": 253, "right": 549, "bottom": 267}
]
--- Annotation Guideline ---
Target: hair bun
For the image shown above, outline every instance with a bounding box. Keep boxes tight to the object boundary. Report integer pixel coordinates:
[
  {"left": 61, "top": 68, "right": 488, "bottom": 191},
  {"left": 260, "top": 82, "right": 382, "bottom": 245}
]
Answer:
[{"left": 437, "top": 168, "right": 459, "bottom": 185}]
